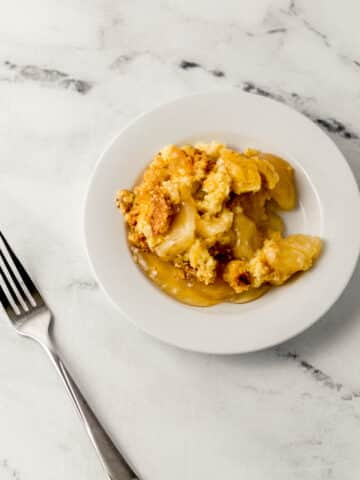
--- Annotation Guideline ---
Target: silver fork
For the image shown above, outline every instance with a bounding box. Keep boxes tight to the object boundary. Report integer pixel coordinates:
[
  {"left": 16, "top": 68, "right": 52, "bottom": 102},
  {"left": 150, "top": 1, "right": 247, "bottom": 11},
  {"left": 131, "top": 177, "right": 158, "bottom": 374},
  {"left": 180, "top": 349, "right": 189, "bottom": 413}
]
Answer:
[{"left": 0, "top": 231, "right": 139, "bottom": 480}]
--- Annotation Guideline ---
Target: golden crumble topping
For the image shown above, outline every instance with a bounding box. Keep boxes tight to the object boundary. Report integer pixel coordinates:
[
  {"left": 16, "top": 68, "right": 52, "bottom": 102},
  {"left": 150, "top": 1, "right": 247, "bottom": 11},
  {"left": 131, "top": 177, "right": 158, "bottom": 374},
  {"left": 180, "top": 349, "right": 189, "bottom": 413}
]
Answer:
[{"left": 116, "top": 143, "right": 322, "bottom": 306}]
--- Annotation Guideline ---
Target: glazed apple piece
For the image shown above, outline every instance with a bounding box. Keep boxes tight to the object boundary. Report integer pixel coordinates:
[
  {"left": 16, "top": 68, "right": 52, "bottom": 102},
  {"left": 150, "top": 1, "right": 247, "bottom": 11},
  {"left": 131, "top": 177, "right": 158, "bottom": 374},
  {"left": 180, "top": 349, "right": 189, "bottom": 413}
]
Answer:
[
  {"left": 232, "top": 211, "right": 263, "bottom": 260},
  {"left": 155, "top": 202, "right": 196, "bottom": 259},
  {"left": 261, "top": 154, "right": 297, "bottom": 210}
]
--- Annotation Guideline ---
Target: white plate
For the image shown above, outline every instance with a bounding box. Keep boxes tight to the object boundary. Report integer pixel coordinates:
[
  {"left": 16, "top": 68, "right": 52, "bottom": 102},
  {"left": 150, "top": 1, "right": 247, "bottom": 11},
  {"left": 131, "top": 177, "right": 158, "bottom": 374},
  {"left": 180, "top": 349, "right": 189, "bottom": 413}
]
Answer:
[{"left": 84, "top": 91, "right": 360, "bottom": 354}]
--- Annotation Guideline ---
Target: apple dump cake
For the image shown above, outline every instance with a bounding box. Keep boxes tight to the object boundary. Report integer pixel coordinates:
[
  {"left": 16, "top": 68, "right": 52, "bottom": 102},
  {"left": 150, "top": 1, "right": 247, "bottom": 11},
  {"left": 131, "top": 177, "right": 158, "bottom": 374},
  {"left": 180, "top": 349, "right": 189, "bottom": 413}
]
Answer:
[{"left": 116, "top": 142, "right": 322, "bottom": 306}]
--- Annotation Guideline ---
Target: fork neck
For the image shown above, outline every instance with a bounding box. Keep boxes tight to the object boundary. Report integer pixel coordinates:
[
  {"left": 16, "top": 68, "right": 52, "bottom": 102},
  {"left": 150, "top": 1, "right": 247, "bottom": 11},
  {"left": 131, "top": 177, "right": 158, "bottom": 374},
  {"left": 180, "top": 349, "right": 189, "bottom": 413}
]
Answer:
[{"left": 18, "top": 308, "right": 54, "bottom": 351}]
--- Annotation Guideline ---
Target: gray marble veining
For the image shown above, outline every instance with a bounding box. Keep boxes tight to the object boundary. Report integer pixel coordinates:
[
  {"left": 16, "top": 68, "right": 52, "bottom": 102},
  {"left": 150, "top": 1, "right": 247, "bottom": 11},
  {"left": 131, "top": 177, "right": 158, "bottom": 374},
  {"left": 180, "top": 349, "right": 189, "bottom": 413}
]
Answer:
[{"left": 0, "top": 0, "right": 360, "bottom": 479}]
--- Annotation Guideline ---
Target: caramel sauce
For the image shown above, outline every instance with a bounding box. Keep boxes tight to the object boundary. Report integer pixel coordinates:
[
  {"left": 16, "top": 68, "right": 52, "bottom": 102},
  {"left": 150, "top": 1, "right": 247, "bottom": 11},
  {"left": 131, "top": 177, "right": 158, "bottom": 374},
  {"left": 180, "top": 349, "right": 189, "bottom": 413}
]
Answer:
[{"left": 133, "top": 250, "right": 269, "bottom": 307}]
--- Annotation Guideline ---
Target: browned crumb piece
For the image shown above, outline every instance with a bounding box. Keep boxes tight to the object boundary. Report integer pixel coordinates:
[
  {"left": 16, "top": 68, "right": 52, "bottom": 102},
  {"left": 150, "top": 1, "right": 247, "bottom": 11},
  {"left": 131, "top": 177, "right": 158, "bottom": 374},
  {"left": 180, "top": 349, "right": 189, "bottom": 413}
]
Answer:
[
  {"left": 173, "top": 258, "right": 194, "bottom": 279},
  {"left": 141, "top": 152, "right": 170, "bottom": 189},
  {"left": 180, "top": 146, "right": 217, "bottom": 181},
  {"left": 223, "top": 260, "right": 252, "bottom": 293},
  {"left": 128, "top": 231, "right": 149, "bottom": 251},
  {"left": 148, "top": 188, "right": 176, "bottom": 235},
  {"left": 116, "top": 189, "right": 134, "bottom": 213},
  {"left": 187, "top": 239, "right": 217, "bottom": 284}
]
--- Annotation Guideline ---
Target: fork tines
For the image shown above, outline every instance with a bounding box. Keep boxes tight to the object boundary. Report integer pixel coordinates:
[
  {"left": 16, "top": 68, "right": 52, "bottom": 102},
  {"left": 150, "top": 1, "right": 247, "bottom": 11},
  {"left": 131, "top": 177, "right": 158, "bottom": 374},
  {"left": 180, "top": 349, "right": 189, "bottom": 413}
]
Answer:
[{"left": 0, "top": 231, "right": 43, "bottom": 318}]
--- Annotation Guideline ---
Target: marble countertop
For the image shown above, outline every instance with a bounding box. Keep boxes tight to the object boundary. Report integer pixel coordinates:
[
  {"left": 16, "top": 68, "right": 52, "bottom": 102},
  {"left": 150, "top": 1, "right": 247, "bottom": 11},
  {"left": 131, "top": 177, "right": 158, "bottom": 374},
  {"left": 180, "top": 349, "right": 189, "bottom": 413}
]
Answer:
[{"left": 1, "top": 1, "right": 360, "bottom": 478}]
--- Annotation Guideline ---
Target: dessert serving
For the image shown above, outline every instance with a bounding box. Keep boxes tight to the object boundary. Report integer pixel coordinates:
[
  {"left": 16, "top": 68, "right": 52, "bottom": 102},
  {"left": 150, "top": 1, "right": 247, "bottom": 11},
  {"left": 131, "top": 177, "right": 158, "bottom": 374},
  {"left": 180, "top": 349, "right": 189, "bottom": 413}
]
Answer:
[{"left": 116, "top": 142, "right": 322, "bottom": 306}]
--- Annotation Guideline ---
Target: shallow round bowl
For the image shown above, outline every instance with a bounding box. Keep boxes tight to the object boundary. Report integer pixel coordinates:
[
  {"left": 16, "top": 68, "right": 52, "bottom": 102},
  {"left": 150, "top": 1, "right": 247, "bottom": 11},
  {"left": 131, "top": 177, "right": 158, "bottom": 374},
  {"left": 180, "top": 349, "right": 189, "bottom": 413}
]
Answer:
[{"left": 84, "top": 91, "right": 360, "bottom": 354}]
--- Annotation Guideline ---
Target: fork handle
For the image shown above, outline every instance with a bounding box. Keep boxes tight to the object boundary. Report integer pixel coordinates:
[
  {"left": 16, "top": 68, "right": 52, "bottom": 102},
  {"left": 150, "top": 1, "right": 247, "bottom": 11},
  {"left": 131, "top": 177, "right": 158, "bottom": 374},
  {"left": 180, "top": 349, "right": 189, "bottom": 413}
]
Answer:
[{"left": 44, "top": 347, "right": 138, "bottom": 480}]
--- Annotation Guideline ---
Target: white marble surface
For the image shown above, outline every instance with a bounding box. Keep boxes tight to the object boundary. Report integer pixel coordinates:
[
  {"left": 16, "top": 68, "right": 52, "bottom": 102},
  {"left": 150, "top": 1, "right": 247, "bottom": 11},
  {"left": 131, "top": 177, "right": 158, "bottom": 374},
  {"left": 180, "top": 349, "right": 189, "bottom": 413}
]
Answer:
[{"left": 0, "top": 0, "right": 360, "bottom": 478}]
